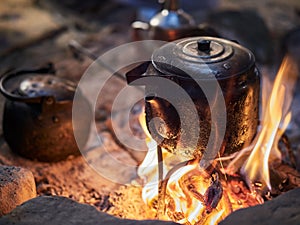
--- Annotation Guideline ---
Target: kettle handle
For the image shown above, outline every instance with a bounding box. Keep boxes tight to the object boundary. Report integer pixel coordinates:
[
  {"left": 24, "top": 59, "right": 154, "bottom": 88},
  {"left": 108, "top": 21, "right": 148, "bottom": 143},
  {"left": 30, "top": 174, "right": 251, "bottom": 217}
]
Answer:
[
  {"left": 125, "top": 61, "right": 179, "bottom": 86},
  {"left": 125, "top": 61, "right": 152, "bottom": 85},
  {"left": 0, "top": 64, "right": 56, "bottom": 103}
]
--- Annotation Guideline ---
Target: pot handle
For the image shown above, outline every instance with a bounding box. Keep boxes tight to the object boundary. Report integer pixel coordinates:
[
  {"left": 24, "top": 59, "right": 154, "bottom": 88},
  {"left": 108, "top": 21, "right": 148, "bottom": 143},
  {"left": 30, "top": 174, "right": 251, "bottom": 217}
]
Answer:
[{"left": 0, "top": 64, "right": 56, "bottom": 103}]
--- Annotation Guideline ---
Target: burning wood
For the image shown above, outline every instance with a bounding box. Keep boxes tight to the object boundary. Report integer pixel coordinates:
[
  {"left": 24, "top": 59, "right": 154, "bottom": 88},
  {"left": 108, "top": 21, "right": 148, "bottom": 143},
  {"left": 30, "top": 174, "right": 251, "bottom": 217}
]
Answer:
[{"left": 203, "top": 173, "right": 223, "bottom": 214}]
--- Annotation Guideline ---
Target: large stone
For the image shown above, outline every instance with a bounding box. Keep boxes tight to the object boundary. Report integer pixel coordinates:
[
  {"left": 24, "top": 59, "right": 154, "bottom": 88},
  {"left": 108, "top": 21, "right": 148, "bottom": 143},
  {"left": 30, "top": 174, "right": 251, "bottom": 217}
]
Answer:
[
  {"left": 206, "top": 10, "right": 273, "bottom": 64},
  {"left": 0, "top": 0, "right": 63, "bottom": 56},
  {"left": 0, "top": 196, "right": 178, "bottom": 225},
  {"left": 219, "top": 188, "right": 300, "bottom": 225},
  {"left": 0, "top": 166, "right": 36, "bottom": 216},
  {"left": 218, "top": 0, "right": 300, "bottom": 39}
]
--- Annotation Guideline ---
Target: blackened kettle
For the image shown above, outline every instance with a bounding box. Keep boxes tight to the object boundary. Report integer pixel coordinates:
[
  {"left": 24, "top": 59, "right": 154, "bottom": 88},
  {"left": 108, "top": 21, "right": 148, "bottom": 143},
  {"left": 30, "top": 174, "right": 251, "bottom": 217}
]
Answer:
[{"left": 126, "top": 36, "right": 260, "bottom": 160}]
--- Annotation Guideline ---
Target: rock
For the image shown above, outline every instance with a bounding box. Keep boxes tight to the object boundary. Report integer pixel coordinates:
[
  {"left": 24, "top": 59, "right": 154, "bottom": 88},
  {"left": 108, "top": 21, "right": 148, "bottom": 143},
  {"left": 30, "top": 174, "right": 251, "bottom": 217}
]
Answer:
[
  {"left": 206, "top": 10, "right": 273, "bottom": 64},
  {"left": 0, "top": 196, "right": 179, "bottom": 225},
  {"left": 219, "top": 188, "right": 300, "bottom": 225},
  {"left": 0, "top": 166, "right": 36, "bottom": 216},
  {"left": 282, "top": 27, "right": 300, "bottom": 64},
  {"left": 0, "top": 0, "right": 63, "bottom": 57},
  {"left": 218, "top": 0, "right": 300, "bottom": 39}
]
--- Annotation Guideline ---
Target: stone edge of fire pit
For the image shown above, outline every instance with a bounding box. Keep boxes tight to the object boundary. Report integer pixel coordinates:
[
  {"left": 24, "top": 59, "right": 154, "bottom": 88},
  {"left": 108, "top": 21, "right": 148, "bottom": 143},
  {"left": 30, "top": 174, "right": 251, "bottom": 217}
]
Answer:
[
  {"left": 0, "top": 196, "right": 179, "bottom": 225},
  {"left": 219, "top": 188, "right": 300, "bottom": 225},
  {"left": 0, "top": 165, "right": 36, "bottom": 216}
]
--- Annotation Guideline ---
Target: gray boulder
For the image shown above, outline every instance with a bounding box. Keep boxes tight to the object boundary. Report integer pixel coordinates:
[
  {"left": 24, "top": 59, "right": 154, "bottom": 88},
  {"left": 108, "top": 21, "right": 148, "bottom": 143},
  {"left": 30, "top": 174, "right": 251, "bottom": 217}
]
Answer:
[
  {"left": 0, "top": 196, "right": 178, "bottom": 225},
  {"left": 219, "top": 188, "right": 300, "bottom": 225},
  {"left": 0, "top": 166, "right": 36, "bottom": 216}
]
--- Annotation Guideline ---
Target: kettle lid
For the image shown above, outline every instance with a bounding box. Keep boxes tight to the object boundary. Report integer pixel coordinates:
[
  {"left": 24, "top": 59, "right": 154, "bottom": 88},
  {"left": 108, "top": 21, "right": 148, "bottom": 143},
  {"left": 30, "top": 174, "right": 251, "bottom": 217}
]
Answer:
[{"left": 151, "top": 36, "right": 255, "bottom": 79}]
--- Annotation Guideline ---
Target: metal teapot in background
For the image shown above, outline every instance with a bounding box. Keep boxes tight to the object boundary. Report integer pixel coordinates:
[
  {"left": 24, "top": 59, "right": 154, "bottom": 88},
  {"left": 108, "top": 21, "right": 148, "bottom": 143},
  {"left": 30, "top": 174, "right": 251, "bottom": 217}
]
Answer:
[
  {"left": 132, "top": 0, "right": 219, "bottom": 41},
  {"left": 0, "top": 65, "right": 91, "bottom": 162}
]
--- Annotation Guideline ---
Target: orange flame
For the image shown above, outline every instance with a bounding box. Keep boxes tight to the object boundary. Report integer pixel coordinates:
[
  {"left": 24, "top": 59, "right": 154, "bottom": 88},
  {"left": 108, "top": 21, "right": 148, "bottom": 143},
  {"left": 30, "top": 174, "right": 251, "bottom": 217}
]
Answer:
[
  {"left": 138, "top": 113, "right": 231, "bottom": 224},
  {"left": 137, "top": 55, "right": 298, "bottom": 224},
  {"left": 241, "top": 55, "right": 298, "bottom": 191},
  {"left": 138, "top": 144, "right": 231, "bottom": 224}
]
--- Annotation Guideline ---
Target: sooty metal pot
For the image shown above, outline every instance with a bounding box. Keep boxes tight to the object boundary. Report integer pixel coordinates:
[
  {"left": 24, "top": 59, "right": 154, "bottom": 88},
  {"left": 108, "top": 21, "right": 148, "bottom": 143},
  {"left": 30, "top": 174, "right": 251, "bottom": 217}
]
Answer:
[
  {"left": 126, "top": 36, "right": 260, "bottom": 159},
  {"left": 0, "top": 66, "right": 91, "bottom": 162}
]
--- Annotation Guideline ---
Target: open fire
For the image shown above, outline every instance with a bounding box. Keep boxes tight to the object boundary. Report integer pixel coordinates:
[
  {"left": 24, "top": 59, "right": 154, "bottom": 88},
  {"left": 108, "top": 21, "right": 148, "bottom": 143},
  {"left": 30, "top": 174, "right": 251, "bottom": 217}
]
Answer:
[
  {"left": 135, "top": 55, "right": 298, "bottom": 225},
  {"left": 2, "top": 0, "right": 300, "bottom": 224}
]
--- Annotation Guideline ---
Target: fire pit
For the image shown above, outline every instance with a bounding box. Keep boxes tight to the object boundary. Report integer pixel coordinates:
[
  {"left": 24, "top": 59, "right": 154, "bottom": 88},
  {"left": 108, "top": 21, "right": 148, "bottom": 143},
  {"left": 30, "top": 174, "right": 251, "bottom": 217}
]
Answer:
[
  {"left": 0, "top": 0, "right": 300, "bottom": 225},
  {"left": 105, "top": 51, "right": 299, "bottom": 225},
  {"left": 98, "top": 29, "right": 299, "bottom": 225},
  {"left": 80, "top": 33, "right": 299, "bottom": 225},
  {"left": 120, "top": 36, "right": 260, "bottom": 223}
]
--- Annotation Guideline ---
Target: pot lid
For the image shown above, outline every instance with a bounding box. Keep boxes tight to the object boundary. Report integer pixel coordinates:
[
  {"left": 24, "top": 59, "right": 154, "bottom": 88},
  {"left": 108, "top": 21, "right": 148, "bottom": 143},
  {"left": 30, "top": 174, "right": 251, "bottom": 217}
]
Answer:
[
  {"left": 151, "top": 36, "right": 255, "bottom": 79},
  {"left": 17, "top": 75, "right": 76, "bottom": 101}
]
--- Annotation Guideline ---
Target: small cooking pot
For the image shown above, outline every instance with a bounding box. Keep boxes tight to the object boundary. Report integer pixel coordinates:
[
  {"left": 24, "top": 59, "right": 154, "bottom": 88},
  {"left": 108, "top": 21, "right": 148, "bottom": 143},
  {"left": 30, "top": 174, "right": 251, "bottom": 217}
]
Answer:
[
  {"left": 0, "top": 65, "right": 91, "bottom": 162},
  {"left": 126, "top": 36, "right": 260, "bottom": 159}
]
